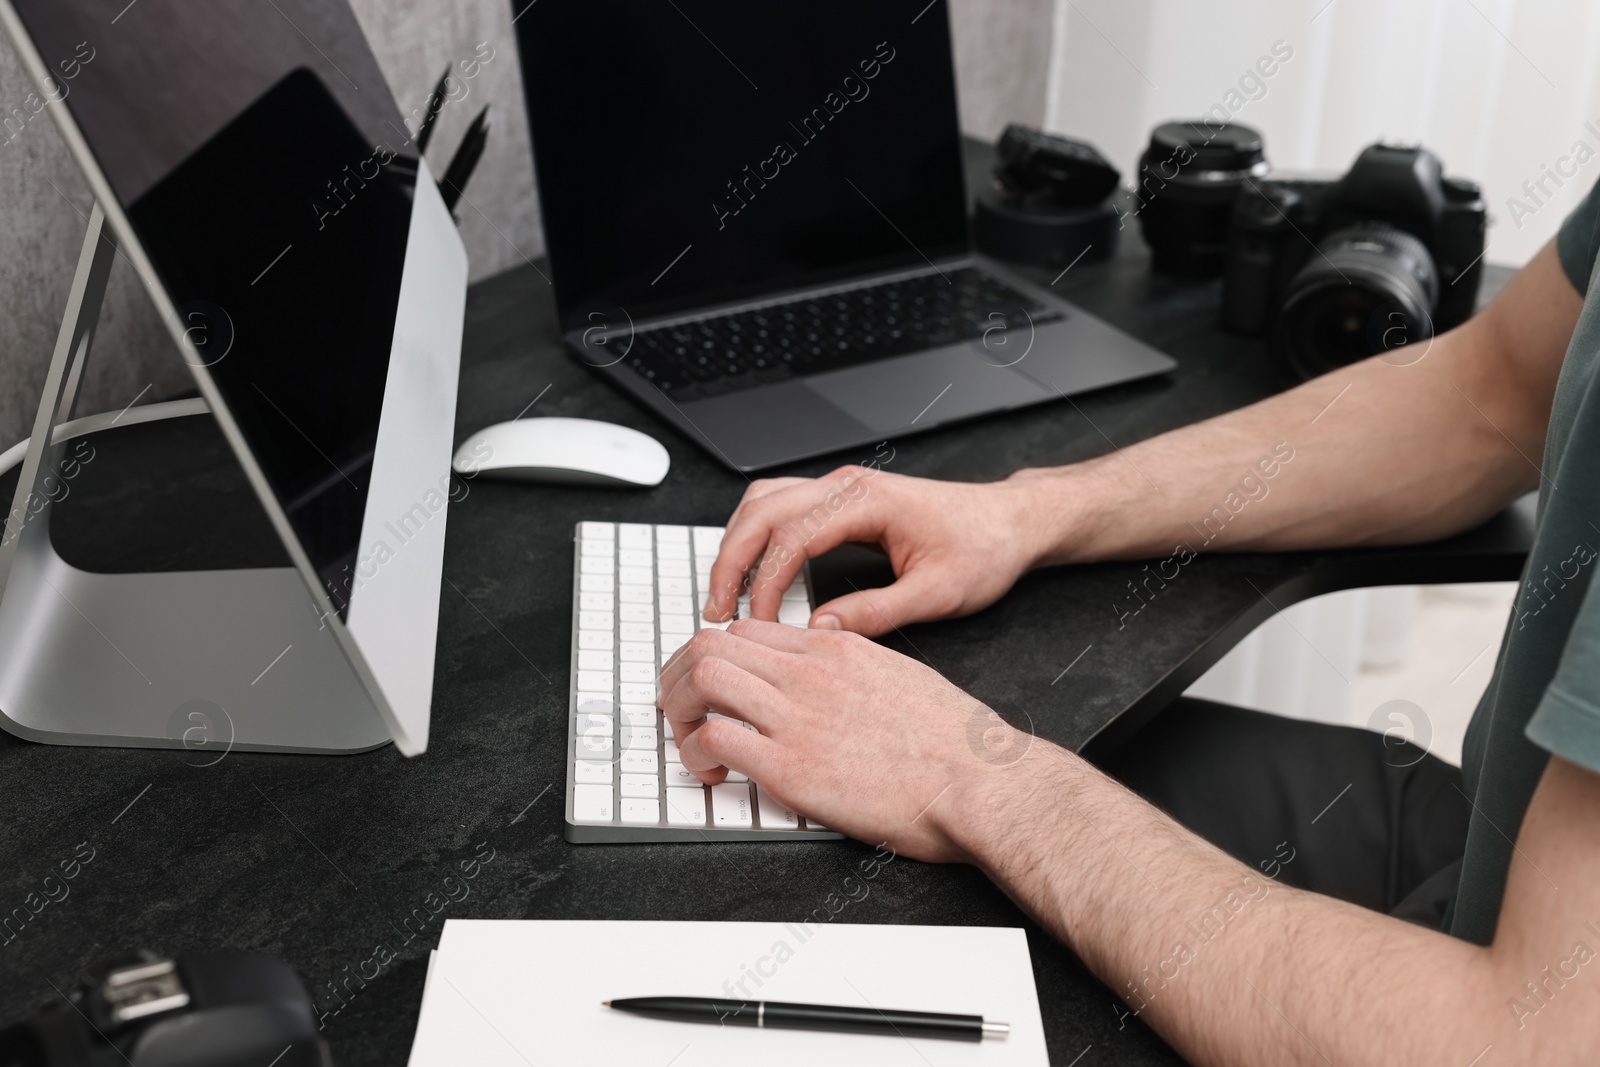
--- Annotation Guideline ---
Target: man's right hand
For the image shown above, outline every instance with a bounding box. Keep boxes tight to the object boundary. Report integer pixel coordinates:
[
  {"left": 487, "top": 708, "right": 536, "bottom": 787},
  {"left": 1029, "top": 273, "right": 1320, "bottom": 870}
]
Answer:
[{"left": 703, "top": 466, "right": 1049, "bottom": 637}]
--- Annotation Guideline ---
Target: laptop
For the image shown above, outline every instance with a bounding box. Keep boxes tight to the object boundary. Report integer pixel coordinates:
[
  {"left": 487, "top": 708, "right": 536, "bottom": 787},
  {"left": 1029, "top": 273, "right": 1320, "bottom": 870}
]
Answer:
[{"left": 513, "top": 1, "right": 1175, "bottom": 472}]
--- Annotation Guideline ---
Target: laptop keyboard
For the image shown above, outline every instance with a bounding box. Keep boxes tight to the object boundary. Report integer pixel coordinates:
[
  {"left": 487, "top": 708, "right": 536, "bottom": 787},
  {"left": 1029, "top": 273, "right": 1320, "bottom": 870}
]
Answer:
[
  {"left": 622, "top": 266, "right": 1064, "bottom": 400},
  {"left": 564, "top": 521, "right": 840, "bottom": 842}
]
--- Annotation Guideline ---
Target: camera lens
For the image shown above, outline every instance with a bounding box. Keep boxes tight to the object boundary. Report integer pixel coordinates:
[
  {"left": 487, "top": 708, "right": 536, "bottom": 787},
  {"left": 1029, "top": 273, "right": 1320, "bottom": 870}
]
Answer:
[
  {"left": 1136, "top": 121, "right": 1269, "bottom": 278},
  {"left": 1273, "top": 225, "right": 1439, "bottom": 380}
]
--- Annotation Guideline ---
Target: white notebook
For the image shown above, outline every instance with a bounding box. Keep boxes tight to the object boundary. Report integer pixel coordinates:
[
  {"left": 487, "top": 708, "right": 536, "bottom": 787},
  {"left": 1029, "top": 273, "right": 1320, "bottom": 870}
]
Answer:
[{"left": 407, "top": 920, "right": 1048, "bottom": 1066}]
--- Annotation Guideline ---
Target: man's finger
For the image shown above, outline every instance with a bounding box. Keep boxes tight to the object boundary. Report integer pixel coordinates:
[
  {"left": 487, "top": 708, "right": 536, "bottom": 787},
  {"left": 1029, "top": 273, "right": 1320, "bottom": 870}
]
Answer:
[
  {"left": 679, "top": 715, "right": 785, "bottom": 786},
  {"left": 658, "top": 627, "right": 794, "bottom": 704},
  {"left": 657, "top": 652, "right": 785, "bottom": 740},
  {"left": 808, "top": 567, "right": 959, "bottom": 637},
  {"left": 707, "top": 469, "right": 880, "bottom": 622},
  {"left": 726, "top": 616, "right": 815, "bottom": 653}
]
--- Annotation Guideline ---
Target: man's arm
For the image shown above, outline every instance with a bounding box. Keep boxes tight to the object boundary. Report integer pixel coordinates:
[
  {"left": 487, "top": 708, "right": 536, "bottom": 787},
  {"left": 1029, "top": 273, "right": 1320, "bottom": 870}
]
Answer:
[
  {"left": 706, "top": 241, "right": 1582, "bottom": 634},
  {"left": 659, "top": 621, "right": 1600, "bottom": 1066}
]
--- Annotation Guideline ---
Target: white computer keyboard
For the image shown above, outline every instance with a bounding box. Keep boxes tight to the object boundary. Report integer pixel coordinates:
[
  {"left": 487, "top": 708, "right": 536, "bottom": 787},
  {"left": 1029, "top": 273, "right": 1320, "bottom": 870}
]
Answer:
[{"left": 563, "top": 522, "right": 841, "bottom": 842}]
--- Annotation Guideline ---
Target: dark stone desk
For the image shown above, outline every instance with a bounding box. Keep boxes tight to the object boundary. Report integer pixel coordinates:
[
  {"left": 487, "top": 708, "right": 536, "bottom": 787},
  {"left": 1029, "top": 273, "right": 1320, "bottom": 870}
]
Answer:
[{"left": 0, "top": 176, "right": 1525, "bottom": 1062}]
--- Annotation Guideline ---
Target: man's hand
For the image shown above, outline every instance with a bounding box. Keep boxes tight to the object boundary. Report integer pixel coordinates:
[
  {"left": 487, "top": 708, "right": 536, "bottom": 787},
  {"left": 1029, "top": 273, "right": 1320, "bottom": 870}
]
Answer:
[
  {"left": 656, "top": 618, "right": 1025, "bottom": 860},
  {"left": 704, "top": 467, "right": 1049, "bottom": 637}
]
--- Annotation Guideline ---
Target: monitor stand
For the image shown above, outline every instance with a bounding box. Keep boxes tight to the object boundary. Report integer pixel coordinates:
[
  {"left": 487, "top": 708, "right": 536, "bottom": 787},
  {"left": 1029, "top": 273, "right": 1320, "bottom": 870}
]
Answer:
[{"left": 0, "top": 205, "right": 390, "bottom": 755}]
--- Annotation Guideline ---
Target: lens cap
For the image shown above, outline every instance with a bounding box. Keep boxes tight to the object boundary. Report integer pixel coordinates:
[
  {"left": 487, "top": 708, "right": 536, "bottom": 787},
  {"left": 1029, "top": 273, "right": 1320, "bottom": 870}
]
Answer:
[{"left": 1147, "top": 121, "right": 1266, "bottom": 176}]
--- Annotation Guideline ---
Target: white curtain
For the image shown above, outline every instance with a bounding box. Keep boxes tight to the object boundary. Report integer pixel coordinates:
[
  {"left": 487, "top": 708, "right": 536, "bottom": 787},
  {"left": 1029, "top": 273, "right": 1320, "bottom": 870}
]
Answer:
[{"left": 1043, "top": 0, "right": 1600, "bottom": 266}]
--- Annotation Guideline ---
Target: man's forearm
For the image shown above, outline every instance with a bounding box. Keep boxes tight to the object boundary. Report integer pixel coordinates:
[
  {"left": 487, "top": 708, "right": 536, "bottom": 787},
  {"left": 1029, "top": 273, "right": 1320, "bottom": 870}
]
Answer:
[
  {"left": 944, "top": 745, "right": 1506, "bottom": 1066},
  {"left": 1007, "top": 242, "right": 1579, "bottom": 567}
]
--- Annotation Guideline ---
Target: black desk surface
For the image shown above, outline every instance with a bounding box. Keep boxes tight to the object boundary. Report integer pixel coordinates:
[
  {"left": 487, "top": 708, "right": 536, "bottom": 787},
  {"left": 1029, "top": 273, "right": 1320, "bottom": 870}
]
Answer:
[{"left": 0, "top": 145, "right": 1527, "bottom": 1064}]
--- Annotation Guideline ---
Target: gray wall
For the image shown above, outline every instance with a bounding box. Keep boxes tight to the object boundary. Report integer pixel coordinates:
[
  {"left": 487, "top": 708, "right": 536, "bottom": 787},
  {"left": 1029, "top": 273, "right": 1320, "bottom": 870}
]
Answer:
[{"left": 0, "top": 0, "right": 1050, "bottom": 446}]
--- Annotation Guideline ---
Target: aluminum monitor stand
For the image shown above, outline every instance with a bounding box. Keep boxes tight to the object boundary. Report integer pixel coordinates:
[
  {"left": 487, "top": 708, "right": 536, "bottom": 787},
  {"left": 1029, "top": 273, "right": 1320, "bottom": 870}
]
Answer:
[{"left": 0, "top": 205, "right": 389, "bottom": 755}]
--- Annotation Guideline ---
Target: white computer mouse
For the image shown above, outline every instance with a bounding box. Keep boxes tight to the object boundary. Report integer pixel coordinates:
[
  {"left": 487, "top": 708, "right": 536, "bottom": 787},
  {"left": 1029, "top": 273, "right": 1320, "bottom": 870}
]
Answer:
[{"left": 451, "top": 417, "right": 670, "bottom": 488}]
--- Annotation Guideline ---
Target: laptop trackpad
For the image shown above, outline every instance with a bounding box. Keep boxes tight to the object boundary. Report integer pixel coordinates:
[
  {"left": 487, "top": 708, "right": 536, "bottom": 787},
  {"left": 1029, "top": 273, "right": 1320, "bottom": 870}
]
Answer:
[{"left": 805, "top": 346, "right": 1050, "bottom": 433}]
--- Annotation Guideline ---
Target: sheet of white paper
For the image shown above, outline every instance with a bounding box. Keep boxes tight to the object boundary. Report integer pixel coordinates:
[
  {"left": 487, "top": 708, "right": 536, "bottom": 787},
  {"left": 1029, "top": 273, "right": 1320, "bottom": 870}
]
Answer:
[{"left": 407, "top": 920, "right": 1047, "bottom": 1066}]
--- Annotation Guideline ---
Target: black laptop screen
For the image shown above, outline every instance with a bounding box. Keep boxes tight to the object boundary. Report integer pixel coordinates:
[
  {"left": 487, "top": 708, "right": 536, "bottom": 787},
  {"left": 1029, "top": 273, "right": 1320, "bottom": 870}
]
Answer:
[{"left": 514, "top": 1, "right": 970, "bottom": 327}]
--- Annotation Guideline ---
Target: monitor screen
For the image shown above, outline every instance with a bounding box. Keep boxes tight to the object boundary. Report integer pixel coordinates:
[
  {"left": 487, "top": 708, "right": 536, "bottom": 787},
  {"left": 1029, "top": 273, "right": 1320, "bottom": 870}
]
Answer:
[
  {"left": 514, "top": 0, "right": 970, "bottom": 327},
  {"left": 9, "top": 0, "right": 419, "bottom": 604}
]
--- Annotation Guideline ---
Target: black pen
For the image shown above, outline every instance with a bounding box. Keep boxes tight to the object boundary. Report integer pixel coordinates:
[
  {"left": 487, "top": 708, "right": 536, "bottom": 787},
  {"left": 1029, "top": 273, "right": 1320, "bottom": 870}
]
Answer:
[{"left": 603, "top": 996, "right": 1010, "bottom": 1042}]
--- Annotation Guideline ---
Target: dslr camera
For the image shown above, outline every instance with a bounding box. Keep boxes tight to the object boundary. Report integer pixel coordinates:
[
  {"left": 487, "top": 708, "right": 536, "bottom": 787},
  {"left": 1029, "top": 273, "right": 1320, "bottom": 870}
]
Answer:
[{"left": 1222, "top": 143, "right": 1486, "bottom": 381}]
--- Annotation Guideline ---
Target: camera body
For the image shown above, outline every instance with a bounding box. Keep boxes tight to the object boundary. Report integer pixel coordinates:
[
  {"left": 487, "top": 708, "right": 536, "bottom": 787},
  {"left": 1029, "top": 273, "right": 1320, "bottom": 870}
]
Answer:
[
  {"left": 1222, "top": 143, "right": 1486, "bottom": 380},
  {"left": 0, "top": 952, "right": 332, "bottom": 1067}
]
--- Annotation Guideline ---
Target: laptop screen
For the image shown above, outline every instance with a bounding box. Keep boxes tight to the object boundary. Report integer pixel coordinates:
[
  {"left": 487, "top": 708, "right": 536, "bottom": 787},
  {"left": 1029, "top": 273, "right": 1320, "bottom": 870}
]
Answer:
[{"left": 515, "top": 1, "right": 970, "bottom": 327}]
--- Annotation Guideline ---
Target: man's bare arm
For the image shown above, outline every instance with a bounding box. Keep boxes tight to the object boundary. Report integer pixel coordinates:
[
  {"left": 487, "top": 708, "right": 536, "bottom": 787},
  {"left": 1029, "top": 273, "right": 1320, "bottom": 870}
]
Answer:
[
  {"left": 660, "top": 621, "right": 1600, "bottom": 1066},
  {"left": 1028, "top": 239, "right": 1582, "bottom": 565},
  {"left": 950, "top": 738, "right": 1599, "bottom": 1066}
]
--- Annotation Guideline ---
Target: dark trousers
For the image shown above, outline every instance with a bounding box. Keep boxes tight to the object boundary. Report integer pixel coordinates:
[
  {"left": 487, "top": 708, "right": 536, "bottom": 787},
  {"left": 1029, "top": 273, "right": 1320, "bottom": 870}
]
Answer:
[{"left": 1097, "top": 698, "right": 1471, "bottom": 927}]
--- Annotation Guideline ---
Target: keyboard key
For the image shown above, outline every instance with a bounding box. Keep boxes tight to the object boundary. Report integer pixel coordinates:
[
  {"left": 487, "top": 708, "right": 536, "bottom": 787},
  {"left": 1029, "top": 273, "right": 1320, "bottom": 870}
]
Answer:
[
  {"left": 660, "top": 718, "right": 673, "bottom": 739},
  {"left": 575, "top": 712, "right": 613, "bottom": 735},
  {"left": 620, "top": 682, "right": 656, "bottom": 704},
  {"left": 660, "top": 632, "right": 691, "bottom": 656},
  {"left": 777, "top": 601, "right": 810, "bottom": 626},
  {"left": 757, "top": 785, "right": 801, "bottom": 829},
  {"left": 664, "top": 738, "right": 681, "bottom": 762},
  {"left": 664, "top": 763, "right": 701, "bottom": 788},
  {"left": 620, "top": 622, "right": 655, "bottom": 643},
  {"left": 619, "top": 705, "right": 656, "bottom": 727},
  {"left": 578, "top": 612, "right": 614, "bottom": 632},
  {"left": 576, "top": 671, "right": 614, "bottom": 693},
  {"left": 620, "top": 750, "right": 659, "bottom": 774},
  {"left": 658, "top": 559, "right": 691, "bottom": 578},
  {"left": 620, "top": 726, "right": 658, "bottom": 750},
  {"left": 619, "top": 585, "right": 653, "bottom": 604},
  {"left": 619, "top": 662, "right": 655, "bottom": 683},
  {"left": 580, "top": 522, "right": 614, "bottom": 540},
  {"left": 711, "top": 783, "right": 754, "bottom": 828},
  {"left": 619, "top": 549, "right": 653, "bottom": 568},
  {"left": 580, "top": 555, "right": 614, "bottom": 577},
  {"left": 619, "top": 566, "right": 652, "bottom": 586},
  {"left": 579, "top": 573, "right": 615, "bottom": 594},
  {"left": 621, "top": 798, "right": 661, "bottom": 825},
  {"left": 618, "top": 523, "right": 652, "bottom": 549},
  {"left": 579, "top": 630, "right": 616, "bottom": 651},
  {"left": 782, "top": 582, "right": 809, "bottom": 602},
  {"left": 620, "top": 773, "right": 659, "bottom": 798},
  {"left": 579, "top": 592, "right": 613, "bottom": 612},
  {"left": 657, "top": 540, "right": 690, "bottom": 561},
  {"left": 575, "top": 732, "right": 613, "bottom": 761},
  {"left": 803, "top": 816, "right": 830, "bottom": 831},
  {"left": 665, "top": 787, "right": 707, "bottom": 826},
  {"left": 620, "top": 604, "right": 655, "bottom": 623},
  {"left": 659, "top": 595, "right": 695, "bottom": 615},
  {"left": 660, "top": 615, "right": 696, "bottom": 635},
  {"left": 656, "top": 525, "right": 690, "bottom": 543},
  {"left": 573, "top": 761, "right": 613, "bottom": 785},
  {"left": 574, "top": 693, "right": 613, "bottom": 715},
  {"left": 692, "top": 527, "right": 723, "bottom": 555},
  {"left": 578, "top": 649, "right": 612, "bottom": 672},
  {"left": 619, "top": 642, "right": 654, "bottom": 663},
  {"left": 695, "top": 573, "right": 712, "bottom": 595},
  {"left": 580, "top": 538, "right": 614, "bottom": 557},
  {"left": 573, "top": 784, "right": 615, "bottom": 823},
  {"left": 698, "top": 616, "right": 732, "bottom": 632},
  {"left": 659, "top": 576, "right": 692, "bottom": 596}
]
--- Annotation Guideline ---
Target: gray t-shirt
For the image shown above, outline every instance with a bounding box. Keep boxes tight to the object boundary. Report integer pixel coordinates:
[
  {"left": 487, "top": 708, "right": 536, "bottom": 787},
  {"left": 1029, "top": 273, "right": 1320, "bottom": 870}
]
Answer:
[{"left": 1451, "top": 179, "right": 1600, "bottom": 943}]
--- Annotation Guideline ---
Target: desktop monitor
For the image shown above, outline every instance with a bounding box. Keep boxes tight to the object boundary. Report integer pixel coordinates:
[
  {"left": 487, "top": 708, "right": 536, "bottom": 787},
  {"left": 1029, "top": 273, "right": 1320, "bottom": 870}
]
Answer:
[{"left": 0, "top": 0, "right": 467, "bottom": 754}]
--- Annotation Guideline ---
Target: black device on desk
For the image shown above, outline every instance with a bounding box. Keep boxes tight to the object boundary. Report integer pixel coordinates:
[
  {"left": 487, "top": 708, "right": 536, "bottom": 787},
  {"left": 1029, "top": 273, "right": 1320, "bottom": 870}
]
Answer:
[
  {"left": 0, "top": 952, "right": 330, "bottom": 1066},
  {"left": 511, "top": 0, "right": 1175, "bottom": 472}
]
